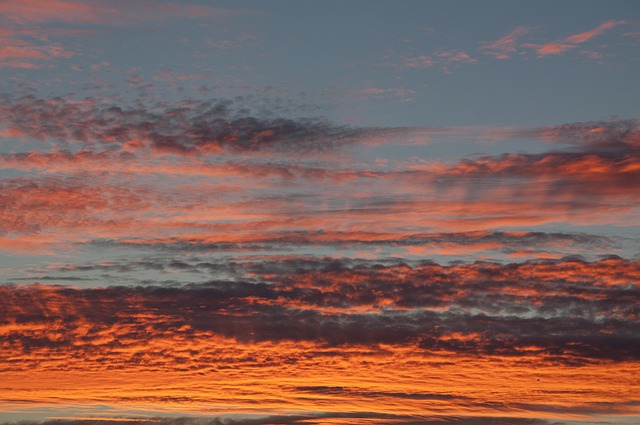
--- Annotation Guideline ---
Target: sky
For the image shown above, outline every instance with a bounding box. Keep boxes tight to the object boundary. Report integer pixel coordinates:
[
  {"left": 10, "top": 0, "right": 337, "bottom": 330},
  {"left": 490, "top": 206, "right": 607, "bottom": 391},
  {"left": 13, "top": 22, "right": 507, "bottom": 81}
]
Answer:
[{"left": 0, "top": 0, "right": 639, "bottom": 424}]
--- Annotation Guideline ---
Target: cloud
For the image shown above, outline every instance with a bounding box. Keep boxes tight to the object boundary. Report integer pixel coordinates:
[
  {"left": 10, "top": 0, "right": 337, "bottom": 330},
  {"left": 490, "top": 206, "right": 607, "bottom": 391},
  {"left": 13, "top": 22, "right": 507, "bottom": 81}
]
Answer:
[
  {"left": 353, "top": 87, "right": 417, "bottom": 103},
  {"left": 0, "top": 0, "right": 240, "bottom": 26},
  {"left": 403, "top": 49, "right": 476, "bottom": 72},
  {"left": 479, "top": 27, "right": 530, "bottom": 59},
  {"left": 0, "top": 28, "right": 74, "bottom": 68},
  {"left": 479, "top": 21, "right": 626, "bottom": 59},
  {"left": 295, "top": 385, "right": 468, "bottom": 400},
  {"left": 0, "top": 95, "right": 381, "bottom": 155},
  {"left": 3, "top": 95, "right": 634, "bottom": 156},
  {"left": 1, "top": 95, "right": 638, "bottom": 255},
  {"left": 516, "top": 119, "right": 640, "bottom": 151},
  {"left": 434, "top": 50, "right": 476, "bottom": 64},
  {"left": 0, "top": 415, "right": 564, "bottom": 425},
  {"left": 404, "top": 55, "right": 434, "bottom": 68},
  {"left": 80, "top": 230, "right": 617, "bottom": 260},
  {"left": 0, "top": 176, "right": 151, "bottom": 235},
  {"left": 0, "top": 1, "right": 240, "bottom": 68},
  {"left": 2, "top": 253, "right": 638, "bottom": 419},
  {"left": 533, "top": 20, "right": 625, "bottom": 56},
  {"left": 2, "top": 257, "right": 638, "bottom": 364},
  {"left": 438, "top": 150, "right": 640, "bottom": 200}
]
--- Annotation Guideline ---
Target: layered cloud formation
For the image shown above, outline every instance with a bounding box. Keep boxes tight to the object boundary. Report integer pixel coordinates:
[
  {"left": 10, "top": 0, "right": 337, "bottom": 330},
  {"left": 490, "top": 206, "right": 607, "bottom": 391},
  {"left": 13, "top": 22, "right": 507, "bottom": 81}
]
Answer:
[
  {"left": 1, "top": 3, "right": 639, "bottom": 423},
  {"left": 1, "top": 95, "right": 638, "bottom": 257},
  {"left": 3, "top": 256, "right": 639, "bottom": 364},
  {"left": 1, "top": 94, "right": 639, "bottom": 420},
  {"left": 2, "top": 257, "right": 639, "bottom": 422}
]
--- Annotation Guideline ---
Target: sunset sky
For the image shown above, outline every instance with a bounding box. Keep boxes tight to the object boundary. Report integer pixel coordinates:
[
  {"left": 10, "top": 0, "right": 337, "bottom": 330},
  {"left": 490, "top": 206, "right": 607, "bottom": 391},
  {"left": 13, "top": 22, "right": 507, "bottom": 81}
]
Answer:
[{"left": 1, "top": 1, "right": 639, "bottom": 424}]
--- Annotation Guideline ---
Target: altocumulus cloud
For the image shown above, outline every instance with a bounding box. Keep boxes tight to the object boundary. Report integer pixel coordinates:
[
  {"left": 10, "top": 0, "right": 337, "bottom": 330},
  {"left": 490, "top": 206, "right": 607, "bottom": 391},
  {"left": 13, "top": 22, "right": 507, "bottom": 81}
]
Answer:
[{"left": 2, "top": 257, "right": 638, "bottom": 366}]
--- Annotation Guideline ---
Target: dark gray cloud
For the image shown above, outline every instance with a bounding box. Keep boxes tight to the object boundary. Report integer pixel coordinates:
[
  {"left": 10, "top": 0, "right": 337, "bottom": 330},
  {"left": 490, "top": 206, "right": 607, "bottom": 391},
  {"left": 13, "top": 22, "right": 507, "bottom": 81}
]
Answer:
[
  {"left": 295, "top": 385, "right": 469, "bottom": 401},
  {"left": 0, "top": 95, "right": 375, "bottom": 154},
  {"left": 517, "top": 119, "right": 640, "bottom": 153},
  {"left": 82, "top": 230, "right": 617, "bottom": 257}
]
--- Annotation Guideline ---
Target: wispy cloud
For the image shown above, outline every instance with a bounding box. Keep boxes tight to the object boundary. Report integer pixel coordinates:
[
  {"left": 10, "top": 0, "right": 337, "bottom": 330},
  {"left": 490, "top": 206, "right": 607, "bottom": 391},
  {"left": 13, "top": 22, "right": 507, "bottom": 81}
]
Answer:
[
  {"left": 0, "top": 28, "right": 73, "bottom": 68},
  {"left": 479, "top": 26, "right": 530, "bottom": 59},
  {"left": 534, "top": 20, "right": 624, "bottom": 56},
  {"left": 0, "top": 0, "right": 240, "bottom": 26},
  {"left": 0, "top": 1, "right": 243, "bottom": 68},
  {"left": 480, "top": 20, "right": 626, "bottom": 59},
  {"left": 403, "top": 49, "right": 476, "bottom": 72}
]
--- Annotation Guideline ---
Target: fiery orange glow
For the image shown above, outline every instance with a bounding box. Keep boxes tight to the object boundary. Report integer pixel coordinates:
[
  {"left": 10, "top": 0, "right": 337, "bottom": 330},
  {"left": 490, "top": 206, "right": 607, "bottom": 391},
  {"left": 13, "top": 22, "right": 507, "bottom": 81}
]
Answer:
[{"left": 2, "top": 335, "right": 639, "bottom": 420}]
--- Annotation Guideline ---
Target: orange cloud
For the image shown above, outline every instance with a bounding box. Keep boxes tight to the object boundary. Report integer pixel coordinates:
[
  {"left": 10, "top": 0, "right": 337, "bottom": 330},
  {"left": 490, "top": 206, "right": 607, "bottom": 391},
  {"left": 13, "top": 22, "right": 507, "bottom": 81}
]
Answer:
[{"left": 1, "top": 255, "right": 639, "bottom": 421}]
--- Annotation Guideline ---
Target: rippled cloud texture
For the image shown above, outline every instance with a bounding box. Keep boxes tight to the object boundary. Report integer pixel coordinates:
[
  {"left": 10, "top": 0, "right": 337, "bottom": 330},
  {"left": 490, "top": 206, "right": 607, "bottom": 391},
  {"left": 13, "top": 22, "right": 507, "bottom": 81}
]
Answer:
[{"left": 1, "top": 1, "right": 639, "bottom": 425}]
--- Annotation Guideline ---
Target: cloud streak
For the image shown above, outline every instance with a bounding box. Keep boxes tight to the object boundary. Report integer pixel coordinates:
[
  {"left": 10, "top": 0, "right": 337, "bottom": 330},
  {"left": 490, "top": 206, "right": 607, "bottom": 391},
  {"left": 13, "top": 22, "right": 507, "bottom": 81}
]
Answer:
[
  {"left": 480, "top": 20, "right": 626, "bottom": 59},
  {"left": 479, "top": 27, "right": 530, "bottom": 59},
  {"left": 535, "top": 20, "right": 624, "bottom": 56},
  {"left": 0, "top": 415, "right": 573, "bottom": 425}
]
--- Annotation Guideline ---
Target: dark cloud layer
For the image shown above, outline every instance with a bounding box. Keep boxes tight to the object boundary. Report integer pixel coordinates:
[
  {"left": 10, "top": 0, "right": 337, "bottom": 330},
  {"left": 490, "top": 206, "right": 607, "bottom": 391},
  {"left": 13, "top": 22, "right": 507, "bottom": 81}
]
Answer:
[
  {"left": 4, "top": 95, "right": 637, "bottom": 158},
  {"left": 85, "top": 230, "right": 616, "bottom": 254},
  {"left": 2, "top": 257, "right": 638, "bottom": 365},
  {"left": 518, "top": 119, "right": 640, "bottom": 152},
  {"left": 0, "top": 95, "right": 371, "bottom": 154}
]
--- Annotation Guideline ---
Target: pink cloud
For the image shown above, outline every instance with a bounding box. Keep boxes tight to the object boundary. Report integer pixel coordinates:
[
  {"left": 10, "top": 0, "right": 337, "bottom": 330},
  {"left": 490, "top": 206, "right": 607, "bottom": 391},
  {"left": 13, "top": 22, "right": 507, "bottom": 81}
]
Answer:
[
  {"left": 480, "top": 21, "right": 625, "bottom": 59},
  {"left": 479, "top": 26, "right": 530, "bottom": 59},
  {"left": 0, "top": 31, "right": 73, "bottom": 67},
  {"left": 0, "top": 0, "right": 240, "bottom": 26},
  {"left": 0, "top": 1, "right": 235, "bottom": 68},
  {"left": 566, "top": 20, "right": 621, "bottom": 44},
  {"left": 534, "top": 20, "right": 625, "bottom": 56}
]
